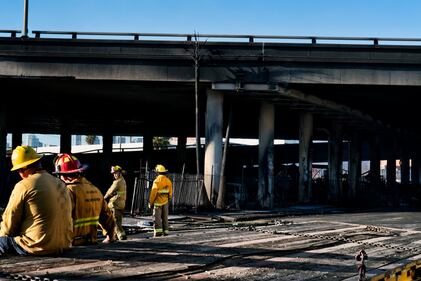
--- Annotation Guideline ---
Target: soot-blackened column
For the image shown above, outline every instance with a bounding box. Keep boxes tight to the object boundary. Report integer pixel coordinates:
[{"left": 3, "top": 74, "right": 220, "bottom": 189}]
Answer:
[
  {"left": 349, "top": 132, "right": 362, "bottom": 200},
  {"left": 0, "top": 109, "right": 7, "bottom": 202},
  {"left": 328, "top": 124, "right": 343, "bottom": 202},
  {"left": 204, "top": 90, "right": 223, "bottom": 204},
  {"left": 258, "top": 102, "right": 275, "bottom": 209},
  {"left": 298, "top": 112, "right": 313, "bottom": 203}
]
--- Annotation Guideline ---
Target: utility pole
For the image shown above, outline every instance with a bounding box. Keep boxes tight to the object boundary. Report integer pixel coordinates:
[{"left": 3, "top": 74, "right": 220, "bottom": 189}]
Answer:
[{"left": 22, "top": 0, "right": 29, "bottom": 38}]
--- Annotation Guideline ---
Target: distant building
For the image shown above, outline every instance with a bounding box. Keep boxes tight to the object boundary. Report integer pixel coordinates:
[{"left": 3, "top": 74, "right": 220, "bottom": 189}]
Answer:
[
  {"left": 130, "top": 137, "right": 143, "bottom": 143},
  {"left": 113, "top": 136, "right": 126, "bottom": 144},
  {"left": 75, "top": 135, "right": 82, "bottom": 146},
  {"left": 26, "top": 134, "right": 42, "bottom": 148}
]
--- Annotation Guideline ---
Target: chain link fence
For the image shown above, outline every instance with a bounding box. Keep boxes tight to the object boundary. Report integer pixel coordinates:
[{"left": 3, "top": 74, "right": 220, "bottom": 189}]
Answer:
[{"left": 130, "top": 170, "right": 205, "bottom": 215}]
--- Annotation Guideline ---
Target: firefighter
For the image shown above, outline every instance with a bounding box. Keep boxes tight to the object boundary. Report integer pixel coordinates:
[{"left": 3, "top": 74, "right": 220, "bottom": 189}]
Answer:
[
  {"left": 0, "top": 146, "right": 73, "bottom": 256},
  {"left": 54, "top": 153, "right": 115, "bottom": 245},
  {"left": 149, "top": 164, "right": 173, "bottom": 237},
  {"left": 104, "top": 165, "right": 127, "bottom": 240}
]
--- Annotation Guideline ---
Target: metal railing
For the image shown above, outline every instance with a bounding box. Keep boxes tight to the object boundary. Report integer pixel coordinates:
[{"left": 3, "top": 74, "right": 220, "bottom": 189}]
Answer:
[
  {"left": 27, "top": 30, "right": 421, "bottom": 46},
  {"left": 0, "top": 30, "right": 20, "bottom": 38}
]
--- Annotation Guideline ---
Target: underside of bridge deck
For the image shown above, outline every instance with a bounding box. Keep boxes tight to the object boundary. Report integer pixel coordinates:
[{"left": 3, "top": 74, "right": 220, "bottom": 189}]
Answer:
[{"left": 1, "top": 77, "right": 419, "bottom": 140}]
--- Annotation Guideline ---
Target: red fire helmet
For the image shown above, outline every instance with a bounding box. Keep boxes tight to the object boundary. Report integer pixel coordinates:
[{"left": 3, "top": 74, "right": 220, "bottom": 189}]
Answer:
[{"left": 53, "top": 153, "right": 87, "bottom": 174}]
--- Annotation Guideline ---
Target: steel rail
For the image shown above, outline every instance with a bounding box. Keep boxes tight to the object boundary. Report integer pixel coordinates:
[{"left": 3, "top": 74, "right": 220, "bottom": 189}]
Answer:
[
  {"left": 0, "top": 30, "right": 20, "bottom": 38},
  {"left": 31, "top": 30, "right": 421, "bottom": 45}
]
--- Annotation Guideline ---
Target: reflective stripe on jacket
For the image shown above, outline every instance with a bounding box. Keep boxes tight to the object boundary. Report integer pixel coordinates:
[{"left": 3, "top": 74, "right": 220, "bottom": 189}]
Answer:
[
  {"left": 66, "top": 177, "right": 115, "bottom": 246},
  {"left": 149, "top": 175, "right": 173, "bottom": 207},
  {"left": 104, "top": 177, "right": 127, "bottom": 210},
  {"left": 0, "top": 171, "right": 73, "bottom": 255}
]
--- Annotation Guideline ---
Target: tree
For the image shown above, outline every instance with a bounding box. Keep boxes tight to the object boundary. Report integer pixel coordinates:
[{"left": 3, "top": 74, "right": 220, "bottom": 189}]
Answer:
[
  {"left": 153, "top": 137, "right": 170, "bottom": 150},
  {"left": 189, "top": 32, "right": 207, "bottom": 177},
  {"left": 85, "top": 135, "right": 98, "bottom": 145}
]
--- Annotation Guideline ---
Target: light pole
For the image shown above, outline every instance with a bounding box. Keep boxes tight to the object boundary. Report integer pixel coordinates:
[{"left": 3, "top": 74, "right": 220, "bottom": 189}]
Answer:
[{"left": 22, "top": 0, "right": 29, "bottom": 38}]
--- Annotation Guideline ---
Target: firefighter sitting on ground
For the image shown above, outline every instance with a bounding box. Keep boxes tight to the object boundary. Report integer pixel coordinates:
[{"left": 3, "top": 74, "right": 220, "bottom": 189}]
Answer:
[
  {"left": 104, "top": 165, "right": 127, "bottom": 240},
  {"left": 0, "top": 146, "right": 73, "bottom": 256},
  {"left": 149, "top": 164, "right": 173, "bottom": 237},
  {"left": 54, "top": 153, "right": 116, "bottom": 245}
]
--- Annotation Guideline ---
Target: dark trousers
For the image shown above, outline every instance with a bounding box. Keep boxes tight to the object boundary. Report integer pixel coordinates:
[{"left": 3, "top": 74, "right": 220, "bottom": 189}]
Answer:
[
  {"left": 0, "top": 236, "right": 27, "bottom": 256},
  {"left": 153, "top": 204, "right": 169, "bottom": 236}
]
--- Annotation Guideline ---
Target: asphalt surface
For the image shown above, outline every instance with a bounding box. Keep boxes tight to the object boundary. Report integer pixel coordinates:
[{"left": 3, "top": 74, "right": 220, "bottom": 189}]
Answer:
[{"left": 1, "top": 208, "right": 421, "bottom": 280}]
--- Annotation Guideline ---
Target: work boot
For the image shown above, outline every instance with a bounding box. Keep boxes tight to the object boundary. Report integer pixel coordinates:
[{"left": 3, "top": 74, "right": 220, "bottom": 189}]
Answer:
[{"left": 119, "top": 235, "right": 127, "bottom": 241}]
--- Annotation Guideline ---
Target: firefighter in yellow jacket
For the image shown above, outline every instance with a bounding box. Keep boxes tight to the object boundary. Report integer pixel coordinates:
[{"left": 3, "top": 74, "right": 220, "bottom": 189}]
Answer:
[
  {"left": 149, "top": 164, "right": 173, "bottom": 237},
  {"left": 54, "top": 153, "right": 115, "bottom": 245},
  {"left": 0, "top": 146, "right": 73, "bottom": 256},
  {"left": 104, "top": 165, "right": 127, "bottom": 240}
]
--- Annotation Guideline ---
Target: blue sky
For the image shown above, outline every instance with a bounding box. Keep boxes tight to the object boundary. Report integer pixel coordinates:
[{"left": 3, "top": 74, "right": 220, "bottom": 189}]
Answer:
[{"left": 1, "top": 0, "right": 421, "bottom": 37}]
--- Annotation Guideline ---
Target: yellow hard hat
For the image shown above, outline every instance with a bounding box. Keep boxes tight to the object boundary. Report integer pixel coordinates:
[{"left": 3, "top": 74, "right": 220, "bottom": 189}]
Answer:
[
  {"left": 155, "top": 164, "right": 167, "bottom": 173},
  {"left": 111, "top": 165, "right": 123, "bottom": 173},
  {"left": 11, "top": 146, "right": 43, "bottom": 171}
]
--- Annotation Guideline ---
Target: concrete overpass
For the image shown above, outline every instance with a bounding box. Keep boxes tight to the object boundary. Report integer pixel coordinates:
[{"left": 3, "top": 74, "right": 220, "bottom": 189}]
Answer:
[{"left": 1, "top": 30, "right": 421, "bottom": 208}]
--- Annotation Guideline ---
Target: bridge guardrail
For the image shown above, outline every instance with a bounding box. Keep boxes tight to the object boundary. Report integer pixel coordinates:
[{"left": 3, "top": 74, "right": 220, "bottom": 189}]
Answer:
[
  {"left": 0, "top": 30, "right": 20, "bottom": 38},
  {"left": 28, "top": 30, "right": 421, "bottom": 46}
]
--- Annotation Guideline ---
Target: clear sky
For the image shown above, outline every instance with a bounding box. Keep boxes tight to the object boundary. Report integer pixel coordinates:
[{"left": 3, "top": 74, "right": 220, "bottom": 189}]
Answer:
[{"left": 1, "top": 0, "right": 421, "bottom": 37}]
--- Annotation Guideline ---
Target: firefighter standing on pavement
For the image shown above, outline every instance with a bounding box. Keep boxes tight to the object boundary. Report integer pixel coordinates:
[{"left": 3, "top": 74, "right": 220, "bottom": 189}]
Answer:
[
  {"left": 0, "top": 146, "right": 73, "bottom": 256},
  {"left": 54, "top": 153, "right": 115, "bottom": 245},
  {"left": 149, "top": 164, "right": 173, "bottom": 237},
  {"left": 104, "top": 165, "right": 127, "bottom": 240}
]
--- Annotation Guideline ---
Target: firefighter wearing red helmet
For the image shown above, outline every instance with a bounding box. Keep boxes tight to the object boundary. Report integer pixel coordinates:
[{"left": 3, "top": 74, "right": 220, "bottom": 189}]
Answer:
[{"left": 54, "top": 153, "right": 115, "bottom": 245}]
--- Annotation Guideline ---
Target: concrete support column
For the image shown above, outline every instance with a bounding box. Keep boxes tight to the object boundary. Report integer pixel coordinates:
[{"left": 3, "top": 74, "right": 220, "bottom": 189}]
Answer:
[
  {"left": 102, "top": 132, "right": 113, "bottom": 186},
  {"left": 12, "top": 132, "right": 22, "bottom": 149},
  {"left": 176, "top": 136, "right": 187, "bottom": 170},
  {"left": 60, "top": 132, "right": 71, "bottom": 153},
  {"left": 348, "top": 132, "right": 362, "bottom": 200},
  {"left": 412, "top": 148, "right": 421, "bottom": 185},
  {"left": 400, "top": 138, "right": 410, "bottom": 185},
  {"left": 142, "top": 132, "right": 153, "bottom": 162},
  {"left": 369, "top": 135, "right": 381, "bottom": 186},
  {"left": 298, "top": 112, "right": 313, "bottom": 202},
  {"left": 411, "top": 159, "right": 419, "bottom": 186},
  {"left": 386, "top": 137, "right": 397, "bottom": 187},
  {"left": 204, "top": 90, "right": 223, "bottom": 204},
  {"left": 258, "top": 102, "right": 275, "bottom": 209},
  {"left": 328, "top": 124, "right": 342, "bottom": 202},
  {"left": 60, "top": 119, "right": 71, "bottom": 153},
  {"left": 0, "top": 110, "right": 7, "bottom": 201}
]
